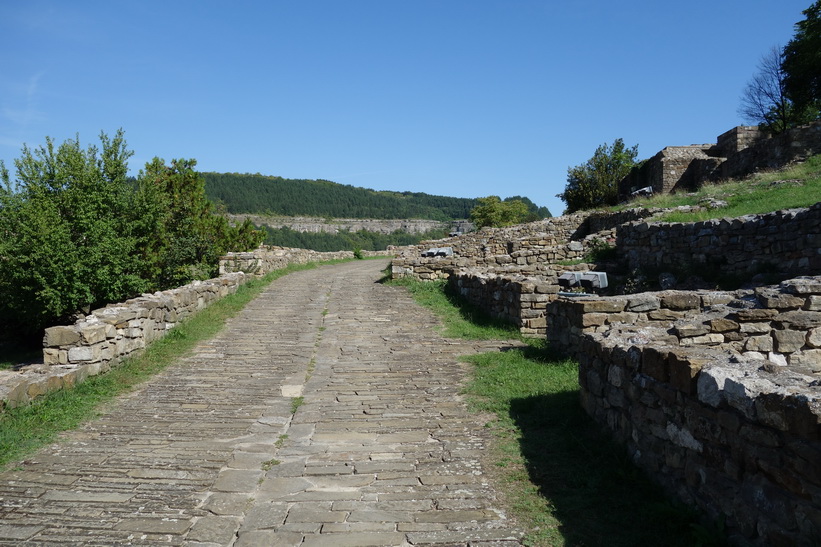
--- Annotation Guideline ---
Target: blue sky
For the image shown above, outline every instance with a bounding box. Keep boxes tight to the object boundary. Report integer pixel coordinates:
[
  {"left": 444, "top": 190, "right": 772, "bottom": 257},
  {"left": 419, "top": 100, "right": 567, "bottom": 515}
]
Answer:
[{"left": 0, "top": 1, "right": 812, "bottom": 216}]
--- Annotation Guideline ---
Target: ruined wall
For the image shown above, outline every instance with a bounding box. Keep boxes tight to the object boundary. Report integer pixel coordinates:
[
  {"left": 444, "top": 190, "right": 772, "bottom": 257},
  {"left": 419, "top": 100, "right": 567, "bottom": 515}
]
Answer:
[
  {"left": 546, "top": 279, "right": 821, "bottom": 545},
  {"left": 720, "top": 120, "right": 821, "bottom": 180},
  {"left": 619, "top": 121, "right": 821, "bottom": 201},
  {"left": 618, "top": 203, "right": 821, "bottom": 279},
  {"left": 220, "top": 246, "right": 394, "bottom": 276},
  {"left": 228, "top": 215, "right": 448, "bottom": 235}
]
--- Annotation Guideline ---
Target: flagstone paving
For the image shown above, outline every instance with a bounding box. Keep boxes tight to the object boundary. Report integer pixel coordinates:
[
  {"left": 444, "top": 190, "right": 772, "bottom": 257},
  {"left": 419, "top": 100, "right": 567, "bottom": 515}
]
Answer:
[{"left": 0, "top": 260, "right": 524, "bottom": 546}]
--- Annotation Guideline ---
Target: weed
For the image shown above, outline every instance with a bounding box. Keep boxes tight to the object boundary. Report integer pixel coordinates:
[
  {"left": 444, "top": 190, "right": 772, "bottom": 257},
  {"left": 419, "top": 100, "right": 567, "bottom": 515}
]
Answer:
[
  {"left": 275, "top": 434, "right": 289, "bottom": 449},
  {"left": 261, "top": 458, "right": 280, "bottom": 470}
]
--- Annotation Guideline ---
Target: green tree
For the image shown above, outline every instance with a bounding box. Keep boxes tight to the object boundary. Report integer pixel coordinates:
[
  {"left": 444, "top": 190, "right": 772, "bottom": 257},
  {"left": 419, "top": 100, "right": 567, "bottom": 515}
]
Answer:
[
  {"left": 469, "top": 196, "right": 531, "bottom": 228},
  {"left": 783, "top": 1, "right": 821, "bottom": 115},
  {"left": 0, "top": 130, "right": 147, "bottom": 334},
  {"left": 557, "top": 138, "right": 638, "bottom": 214},
  {"left": 136, "top": 158, "right": 264, "bottom": 288},
  {"left": 739, "top": 46, "right": 817, "bottom": 134}
]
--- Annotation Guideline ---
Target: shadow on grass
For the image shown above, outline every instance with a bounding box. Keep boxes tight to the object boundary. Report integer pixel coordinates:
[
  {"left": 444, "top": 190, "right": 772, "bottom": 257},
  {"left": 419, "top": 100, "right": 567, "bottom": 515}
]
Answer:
[{"left": 510, "top": 389, "right": 726, "bottom": 547}]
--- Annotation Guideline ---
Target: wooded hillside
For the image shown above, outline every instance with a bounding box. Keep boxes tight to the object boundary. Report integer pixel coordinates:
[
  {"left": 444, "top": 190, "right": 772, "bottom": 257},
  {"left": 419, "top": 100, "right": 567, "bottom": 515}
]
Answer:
[{"left": 203, "top": 172, "right": 550, "bottom": 220}]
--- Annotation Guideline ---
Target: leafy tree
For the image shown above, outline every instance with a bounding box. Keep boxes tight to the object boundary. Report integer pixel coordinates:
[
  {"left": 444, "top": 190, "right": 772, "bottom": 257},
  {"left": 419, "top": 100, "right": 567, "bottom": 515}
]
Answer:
[
  {"left": 469, "top": 196, "right": 531, "bottom": 228},
  {"left": 0, "top": 130, "right": 147, "bottom": 334},
  {"left": 557, "top": 139, "right": 638, "bottom": 214},
  {"left": 136, "top": 158, "right": 264, "bottom": 288},
  {"left": 739, "top": 46, "right": 817, "bottom": 133},
  {"left": 783, "top": 1, "right": 821, "bottom": 115}
]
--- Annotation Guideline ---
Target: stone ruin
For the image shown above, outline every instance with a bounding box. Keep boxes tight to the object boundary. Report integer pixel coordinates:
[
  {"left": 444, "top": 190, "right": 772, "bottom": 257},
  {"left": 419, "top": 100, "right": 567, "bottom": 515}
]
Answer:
[
  {"left": 391, "top": 199, "right": 821, "bottom": 545},
  {"left": 619, "top": 120, "right": 821, "bottom": 199},
  {"left": 546, "top": 279, "right": 821, "bottom": 545}
]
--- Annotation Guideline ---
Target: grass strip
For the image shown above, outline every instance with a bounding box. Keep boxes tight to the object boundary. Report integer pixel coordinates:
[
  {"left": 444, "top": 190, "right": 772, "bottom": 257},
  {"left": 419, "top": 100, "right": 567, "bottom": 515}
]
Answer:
[
  {"left": 390, "top": 276, "right": 724, "bottom": 547},
  {"left": 0, "top": 261, "right": 337, "bottom": 469}
]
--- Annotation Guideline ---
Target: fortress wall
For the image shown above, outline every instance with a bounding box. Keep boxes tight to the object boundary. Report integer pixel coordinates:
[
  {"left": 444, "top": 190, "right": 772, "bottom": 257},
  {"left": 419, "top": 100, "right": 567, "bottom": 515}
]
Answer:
[{"left": 546, "top": 279, "right": 821, "bottom": 545}]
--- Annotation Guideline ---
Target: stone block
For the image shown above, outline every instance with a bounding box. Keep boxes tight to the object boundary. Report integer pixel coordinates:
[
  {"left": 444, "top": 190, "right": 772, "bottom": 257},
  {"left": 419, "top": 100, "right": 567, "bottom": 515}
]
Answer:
[
  {"left": 578, "top": 299, "right": 626, "bottom": 313},
  {"left": 43, "top": 326, "right": 80, "bottom": 347},
  {"left": 79, "top": 324, "right": 108, "bottom": 344},
  {"left": 582, "top": 313, "right": 608, "bottom": 327},
  {"left": 710, "top": 318, "right": 740, "bottom": 332},
  {"left": 774, "top": 310, "right": 821, "bottom": 330},
  {"left": 734, "top": 308, "right": 779, "bottom": 321},
  {"left": 788, "top": 350, "right": 821, "bottom": 372},
  {"left": 668, "top": 352, "right": 709, "bottom": 394},
  {"left": 807, "top": 327, "right": 821, "bottom": 348},
  {"left": 807, "top": 295, "right": 821, "bottom": 311},
  {"left": 773, "top": 329, "right": 806, "bottom": 353},
  {"left": 757, "top": 291, "right": 805, "bottom": 310},
  {"left": 661, "top": 293, "right": 701, "bottom": 310},
  {"left": 627, "top": 295, "right": 660, "bottom": 312},
  {"left": 68, "top": 346, "right": 94, "bottom": 362},
  {"left": 740, "top": 322, "right": 772, "bottom": 334},
  {"left": 648, "top": 309, "right": 684, "bottom": 321},
  {"left": 681, "top": 333, "right": 724, "bottom": 346},
  {"left": 745, "top": 335, "right": 774, "bottom": 352}
]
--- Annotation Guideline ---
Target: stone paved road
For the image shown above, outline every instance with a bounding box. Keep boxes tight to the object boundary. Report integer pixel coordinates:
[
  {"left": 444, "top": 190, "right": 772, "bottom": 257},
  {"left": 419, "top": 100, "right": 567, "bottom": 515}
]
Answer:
[{"left": 0, "top": 260, "right": 524, "bottom": 546}]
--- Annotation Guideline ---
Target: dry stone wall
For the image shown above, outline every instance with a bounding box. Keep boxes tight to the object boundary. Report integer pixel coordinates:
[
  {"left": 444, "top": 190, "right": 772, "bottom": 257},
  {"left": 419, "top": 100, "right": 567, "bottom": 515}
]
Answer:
[
  {"left": 546, "top": 278, "right": 821, "bottom": 545},
  {"left": 619, "top": 203, "right": 821, "bottom": 279},
  {"left": 390, "top": 208, "right": 658, "bottom": 336},
  {"left": 619, "top": 121, "right": 821, "bottom": 200},
  {"left": 0, "top": 247, "right": 369, "bottom": 410}
]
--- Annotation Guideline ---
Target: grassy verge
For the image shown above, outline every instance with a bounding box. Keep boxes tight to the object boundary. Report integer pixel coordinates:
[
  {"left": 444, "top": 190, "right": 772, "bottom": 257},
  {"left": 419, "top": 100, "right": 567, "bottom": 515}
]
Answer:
[
  {"left": 390, "top": 276, "right": 723, "bottom": 546},
  {"left": 621, "top": 154, "right": 821, "bottom": 222},
  {"left": 0, "top": 261, "right": 338, "bottom": 469}
]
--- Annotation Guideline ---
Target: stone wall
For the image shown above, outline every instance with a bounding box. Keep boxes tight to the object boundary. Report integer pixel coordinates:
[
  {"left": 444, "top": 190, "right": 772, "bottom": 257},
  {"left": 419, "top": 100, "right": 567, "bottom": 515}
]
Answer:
[
  {"left": 720, "top": 121, "right": 821, "bottom": 180},
  {"left": 546, "top": 278, "right": 821, "bottom": 545},
  {"left": 618, "top": 203, "right": 821, "bottom": 279},
  {"left": 0, "top": 247, "right": 374, "bottom": 410},
  {"left": 619, "top": 121, "right": 821, "bottom": 200},
  {"left": 227, "top": 215, "right": 448, "bottom": 235},
  {"left": 220, "top": 246, "right": 394, "bottom": 276}
]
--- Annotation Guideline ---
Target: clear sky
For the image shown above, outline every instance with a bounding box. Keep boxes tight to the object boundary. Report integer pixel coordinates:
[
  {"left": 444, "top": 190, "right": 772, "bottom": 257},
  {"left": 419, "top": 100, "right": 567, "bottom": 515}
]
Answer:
[{"left": 0, "top": 1, "right": 812, "bottom": 216}]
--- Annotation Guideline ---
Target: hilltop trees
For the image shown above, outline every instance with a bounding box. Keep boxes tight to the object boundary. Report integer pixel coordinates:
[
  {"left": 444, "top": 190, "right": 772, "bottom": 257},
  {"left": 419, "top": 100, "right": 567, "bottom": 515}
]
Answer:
[
  {"left": 783, "top": 1, "right": 821, "bottom": 115},
  {"left": 469, "top": 196, "right": 531, "bottom": 228},
  {"left": 557, "top": 138, "right": 638, "bottom": 213},
  {"left": 0, "top": 132, "right": 262, "bottom": 335}
]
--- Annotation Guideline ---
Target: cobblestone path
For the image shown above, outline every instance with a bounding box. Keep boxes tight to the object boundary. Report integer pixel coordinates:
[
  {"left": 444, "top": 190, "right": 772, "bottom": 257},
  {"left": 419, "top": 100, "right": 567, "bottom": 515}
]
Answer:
[{"left": 0, "top": 260, "right": 524, "bottom": 546}]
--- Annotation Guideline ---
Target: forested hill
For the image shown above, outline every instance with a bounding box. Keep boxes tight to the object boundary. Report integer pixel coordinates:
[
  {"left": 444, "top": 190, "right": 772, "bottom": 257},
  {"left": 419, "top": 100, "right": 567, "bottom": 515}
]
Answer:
[
  {"left": 202, "top": 172, "right": 476, "bottom": 220},
  {"left": 202, "top": 172, "right": 551, "bottom": 221}
]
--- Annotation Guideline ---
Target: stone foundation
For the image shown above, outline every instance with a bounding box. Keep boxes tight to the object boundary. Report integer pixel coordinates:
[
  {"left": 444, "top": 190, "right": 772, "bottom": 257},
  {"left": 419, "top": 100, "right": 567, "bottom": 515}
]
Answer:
[{"left": 546, "top": 278, "right": 821, "bottom": 545}]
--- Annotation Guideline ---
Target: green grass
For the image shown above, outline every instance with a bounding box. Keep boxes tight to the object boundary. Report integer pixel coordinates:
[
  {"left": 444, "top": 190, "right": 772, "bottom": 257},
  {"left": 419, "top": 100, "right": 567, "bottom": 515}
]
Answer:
[
  {"left": 623, "top": 154, "right": 821, "bottom": 223},
  {"left": 0, "top": 261, "right": 338, "bottom": 469},
  {"left": 391, "top": 276, "right": 725, "bottom": 547}
]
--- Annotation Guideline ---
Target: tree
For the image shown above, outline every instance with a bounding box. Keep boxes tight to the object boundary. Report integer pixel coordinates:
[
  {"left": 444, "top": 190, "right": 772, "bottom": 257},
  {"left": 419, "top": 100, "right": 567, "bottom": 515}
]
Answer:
[
  {"left": 136, "top": 158, "right": 264, "bottom": 288},
  {"left": 0, "top": 130, "right": 148, "bottom": 334},
  {"left": 738, "top": 46, "right": 816, "bottom": 133},
  {"left": 783, "top": 1, "right": 821, "bottom": 115},
  {"left": 469, "top": 196, "right": 530, "bottom": 228},
  {"left": 557, "top": 139, "right": 638, "bottom": 214}
]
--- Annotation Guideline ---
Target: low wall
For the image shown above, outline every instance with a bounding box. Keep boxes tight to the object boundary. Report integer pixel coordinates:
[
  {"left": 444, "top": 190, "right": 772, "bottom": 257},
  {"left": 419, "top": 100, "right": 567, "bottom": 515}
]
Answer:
[
  {"left": 448, "top": 270, "right": 558, "bottom": 337},
  {"left": 1, "top": 247, "right": 371, "bottom": 410},
  {"left": 618, "top": 203, "right": 821, "bottom": 279},
  {"left": 546, "top": 278, "right": 821, "bottom": 545}
]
